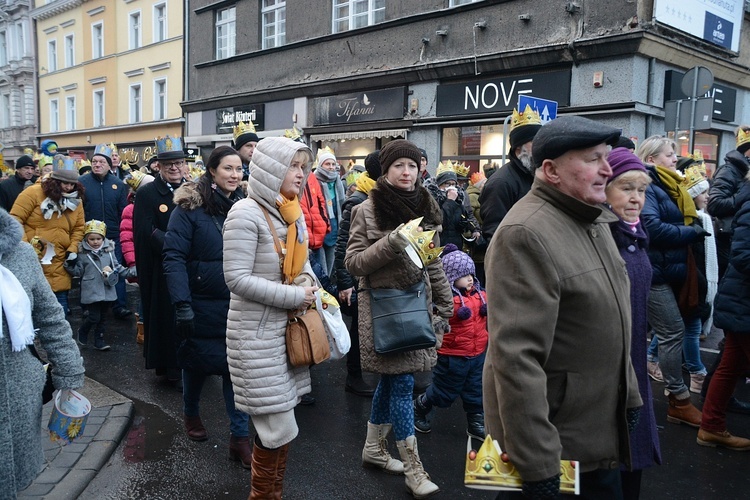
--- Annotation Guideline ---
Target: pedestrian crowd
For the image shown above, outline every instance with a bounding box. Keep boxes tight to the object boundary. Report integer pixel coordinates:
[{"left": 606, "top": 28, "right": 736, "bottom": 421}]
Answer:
[{"left": 2, "top": 110, "right": 750, "bottom": 500}]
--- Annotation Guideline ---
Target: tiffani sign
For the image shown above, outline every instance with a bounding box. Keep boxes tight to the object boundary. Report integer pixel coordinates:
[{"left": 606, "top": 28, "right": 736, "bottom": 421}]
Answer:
[{"left": 313, "top": 87, "right": 406, "bottom": 126}]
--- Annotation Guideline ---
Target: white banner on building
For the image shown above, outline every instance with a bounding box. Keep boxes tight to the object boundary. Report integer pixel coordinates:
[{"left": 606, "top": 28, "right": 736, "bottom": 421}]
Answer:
[{"left": 654, "top": 0, "right": 744, "bottom": 52}]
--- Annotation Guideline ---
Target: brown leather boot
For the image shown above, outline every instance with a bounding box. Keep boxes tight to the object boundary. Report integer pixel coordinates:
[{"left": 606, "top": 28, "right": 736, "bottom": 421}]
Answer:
[
  {"left": 184, "top": 415, "right": 208, "bottom": 441},
  {"left": 230, "top": 434, "right": 253, "bottom": 469},
  {"left": 136, "top": 321, "right": 144, "bottom": 345},
  {"left": 249, "top": 436, "right": 289, "bottom": 500},
  {"left": 667, "top": 394, "right": 702, "bottom": 428},
  {"left": 697, "top": 428, "right": 750, "bottom": 451}
]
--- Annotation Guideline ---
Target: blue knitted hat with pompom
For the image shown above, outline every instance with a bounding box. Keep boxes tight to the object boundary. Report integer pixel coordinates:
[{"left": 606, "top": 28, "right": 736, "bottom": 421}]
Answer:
[{"left": 441, "top": 244, "right": 486, "bottom": 320}]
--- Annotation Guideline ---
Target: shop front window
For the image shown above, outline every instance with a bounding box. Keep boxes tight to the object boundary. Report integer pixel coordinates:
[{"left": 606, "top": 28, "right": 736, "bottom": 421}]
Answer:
[
  {"left": 441, "top": 124, "right": 506, "bottom": 176},
  {"left": 671, "top": 130, "right": 720, "bottom": 178}
]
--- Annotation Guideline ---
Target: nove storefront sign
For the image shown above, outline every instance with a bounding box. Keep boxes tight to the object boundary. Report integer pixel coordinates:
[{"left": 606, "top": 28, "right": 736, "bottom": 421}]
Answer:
[{"left": 436, "top": 69, "right": 571, "bottom": 117}]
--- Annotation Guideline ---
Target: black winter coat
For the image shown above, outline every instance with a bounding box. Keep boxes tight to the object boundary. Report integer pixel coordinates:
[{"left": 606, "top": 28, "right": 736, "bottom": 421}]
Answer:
[
  {"left": 335, "top": 189, "right": 367, "bottom": 292},
  {"left": 707, "top": 150, "right": 750, "bottom": 235},
  {"left": 713, "top": 199, "right": 750, "bottom": 334},
  {"left": 133, "top": 175, "right": 182, "bottom": 371},
  {"left": 478, "top": 155, "right": 533, "bottom": 241},
  {"left": 425, "top": 182, "right": 479, "bottom": 248},
  {"left": 0, "top": 174, "right": 36, "bottom": 211},
  {"left": 641, "top": 166, "right": 698, "bottom": 286},
  {"left": 163, "top": 183, "right": 242, "bottom": 375},
  {"left": 78, "top": 172, "right": 128, "bottom": 241}
]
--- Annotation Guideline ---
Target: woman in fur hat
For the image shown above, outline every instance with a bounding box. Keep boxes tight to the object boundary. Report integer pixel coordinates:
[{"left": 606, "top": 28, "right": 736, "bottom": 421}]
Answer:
[{"left": 345, "top": 139, "right": 453, "bottom": 499}]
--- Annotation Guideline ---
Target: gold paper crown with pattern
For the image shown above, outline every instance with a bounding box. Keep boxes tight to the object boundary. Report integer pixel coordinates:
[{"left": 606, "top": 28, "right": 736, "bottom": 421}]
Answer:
[
  {"left": 284, "top": 125, "right": 304, "bottom": 142},
  {"left": 398, "top": 217, "right": 443, "bottom": 268},
  {"left": 688, "top": 149, "right": 705, "bottom": 164},
  {"left": 682, "top": 164, "right": 708, "bottom": 192},
  {"left": 233, "top": 121, "right": 257, "bottom": 142},
  {"left": 23, "top": 147, "right": 34, "bottom": 156},
  {"left": 109, "top": 143, "right": 118, "bottom": 154},
  {"left": 84, "top": 219, "right": 107, "bottom": 237},
  {"left": 455, "top": 162, "right": 470, "bottom": 179},
  {"left": 736, "top": 127, "right": 750, "bottom": 151},
  {"left": 509, "top": 105, "right": 542, "bottom": 133},
  {"left": 435, "top": 160, "right": 455, "bottom": 180},
  {"left": 124, "top": 170, "right": 146, "bottom": 190},
  {"left": 465, "top": 435, "right": 579, "bottom": 493}
]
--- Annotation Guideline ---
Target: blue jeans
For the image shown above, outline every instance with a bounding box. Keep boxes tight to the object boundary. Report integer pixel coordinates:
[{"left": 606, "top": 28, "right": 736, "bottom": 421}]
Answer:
[
  {"left": 54, "top": 290, "right": 69, "bottom": 315},
  {"left": 682, "top": 316, "right": 707, "bottom": 375},
  {"left": 647, "top": 284, "right": 689, "bottom": 396},
  {"left": 182, "top": 369, "right": 249, "bottom": 437},
  {"left": 647, "top": 335, "right": 658, "bottom": 362},
  {"left": 370, "top": 374, "right": 414, "bottom": 441}
]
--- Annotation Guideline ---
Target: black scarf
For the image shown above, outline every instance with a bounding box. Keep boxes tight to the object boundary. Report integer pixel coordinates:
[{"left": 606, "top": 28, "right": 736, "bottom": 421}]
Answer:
[{"left": 370, "top": 177, "right": 442, "bottom": 231}]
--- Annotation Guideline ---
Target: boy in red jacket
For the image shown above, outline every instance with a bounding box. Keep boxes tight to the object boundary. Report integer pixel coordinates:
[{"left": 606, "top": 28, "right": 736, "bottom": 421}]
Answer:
[{"left": 414, "top": 243, "right": 488, "bottom": 439}]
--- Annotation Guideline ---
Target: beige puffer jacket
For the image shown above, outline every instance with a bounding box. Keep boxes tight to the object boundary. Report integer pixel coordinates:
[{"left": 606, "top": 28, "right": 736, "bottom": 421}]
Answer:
[{"left": 223, "top": 137, "right": 315, "bottom": 416}]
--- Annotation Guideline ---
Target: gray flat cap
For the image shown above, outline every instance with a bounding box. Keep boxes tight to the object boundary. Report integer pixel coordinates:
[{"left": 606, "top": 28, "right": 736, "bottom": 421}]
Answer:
[{"left": 532, "top": 116, "right": 621, "bottom": 168}]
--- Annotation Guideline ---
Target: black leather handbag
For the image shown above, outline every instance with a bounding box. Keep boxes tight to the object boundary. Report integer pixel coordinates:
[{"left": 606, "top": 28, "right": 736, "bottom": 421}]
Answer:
[{"left": 370, "top": 281, "right": 435, "bottom": 355}]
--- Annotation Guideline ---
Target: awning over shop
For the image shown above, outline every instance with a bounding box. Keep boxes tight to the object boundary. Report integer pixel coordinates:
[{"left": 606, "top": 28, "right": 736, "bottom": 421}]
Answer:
[{"left": 310, "top": 129, "right": 408, "bottom": 142}]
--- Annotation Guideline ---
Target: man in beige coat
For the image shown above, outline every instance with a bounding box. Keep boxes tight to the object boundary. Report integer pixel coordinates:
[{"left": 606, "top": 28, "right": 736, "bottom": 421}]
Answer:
[{"left": 483, "top": 116, "right": 642, "bottom": 499}]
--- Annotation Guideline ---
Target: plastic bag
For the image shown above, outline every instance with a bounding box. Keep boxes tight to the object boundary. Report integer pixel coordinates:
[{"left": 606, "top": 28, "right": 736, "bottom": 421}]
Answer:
[{"left": 315, "top": 290, "right": 351, "bottom": 360}]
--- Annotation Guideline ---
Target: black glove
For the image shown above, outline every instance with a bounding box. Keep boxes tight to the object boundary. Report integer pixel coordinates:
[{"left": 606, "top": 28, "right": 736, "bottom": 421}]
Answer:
[
  {"left": 692, "top": 224, "right": 711, "bottom": 240},
  {"left": 174, "top": 302, "right": 195, "bottom": 339},
  {"left": 627, "top": 406, "right": 641, "bottom": 433},
  {"left": 522, "top": 475, "right": 561, "bottom": 499}
]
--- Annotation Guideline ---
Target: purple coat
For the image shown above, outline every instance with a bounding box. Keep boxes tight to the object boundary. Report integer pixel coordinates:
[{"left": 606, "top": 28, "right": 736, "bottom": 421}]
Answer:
[{"left": 610, "top": 218, "right": 662, "bottom": 470}]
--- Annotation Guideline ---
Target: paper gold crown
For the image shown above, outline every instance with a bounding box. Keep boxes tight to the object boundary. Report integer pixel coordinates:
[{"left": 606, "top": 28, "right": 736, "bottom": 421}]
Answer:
[
  {"left": 155, "top": 135, "right": 184, "bottom": 155},
  {"left": 455, "top": 162, "right": 470, "bottom": 179},
  {"left": 688, "top": 149, "right": 705, "bottom": 164},
  {"left": 39, "top": 155, "right": 53, "bottom": 168},
  {"left": 233, "top": 121, "right": 257, "bottom": 142},
  {"left": 124, "top": 169, "right": 146, "bottom": 190},
  {"left": 109, "top": 143, "right": 118, "bottom": 154},
  {"left": 465, "top": 435, "right": 579, "bottom": 494},
  {"left": 736, "top": 128, "right": 750, "bottom": 151},
  {"left": 399, "top": 217, "right": 443, "bottom": 269},
  {"left": 93, "top": 143, "right": 113, "bottom": 159},
  {"left": 84, "top": 219, "right": 107, "bottom": 237},
  {"left": 510, "top": 104, "right": 542, "bottom": 133},
  {"left": 470, "top": 171, "right": 486, "bottom": 186},
  {"left": 23, "top": 147, "right": 34, "bottom": 156},
  {"left": 682, "top": 164, "right": 708, "bottom": 191},
  {"left": 435, "top": 160, "right": 455, "bottom": 180},
  {"left": 284, "top": 125, "right": 304, "bottom": 142}
]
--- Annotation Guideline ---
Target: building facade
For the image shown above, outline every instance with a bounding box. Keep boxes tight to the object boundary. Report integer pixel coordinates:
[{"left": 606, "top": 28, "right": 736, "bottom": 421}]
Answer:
[
  {"left": 183, "top": 0, "right": 750, "bottom": 176},
  {"left": 31, "top": 0, "right": 184, "bottom": 167},
  {"left": 0, "top": 0, "right": 36, "bottom": 167}
]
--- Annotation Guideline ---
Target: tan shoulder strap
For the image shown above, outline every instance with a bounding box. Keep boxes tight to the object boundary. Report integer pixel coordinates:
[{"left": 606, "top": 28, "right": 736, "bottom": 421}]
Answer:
[{"left": 258, "top": 204, "right": 283, "bottom": 261}]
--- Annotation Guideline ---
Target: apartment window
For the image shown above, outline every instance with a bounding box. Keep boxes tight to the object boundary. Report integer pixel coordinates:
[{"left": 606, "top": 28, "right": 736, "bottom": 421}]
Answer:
[
  {"left": 153, "top": 78, "right": 166, "bottom": 120},
  {"left": 450, "top": 0, "right": 481, "bottom": 5},
  {"left": 15, "top": 21, "right": 26, "bottom": 59},
  {"left": 0, "top": 31, "right": 6, "bottom": 66},
  {"left": 0, "top": 94, "right": 10, "bottom": 128},
  {"left": 64, "top": 34, "right": 75, "bottom": 67},
  {"left": 129, "top": 11, "right": 142, "bottom": 50},
  {"left": 66, "top": 96, "right": 76, "bottom": 131},
  {"left": 93, "top": 89, "right": 105, "bottom": 127},
  {"left": 333, "top": 0, "right": 385, "bottom": 33},
  {"left": 262, "top": 0, "right": 286, "bottom": 49},
  {"left": 129, "top": 84, "right": 142, "bottom": 123},
  {"left": 92, "top": 22, "right": 103, "bottom": 59},
  {"left": 215, "top": 6, "right": 236, "bottom": 59},
  {"left": 154, "top": 3, "right": 167, "bottom": 42},
  {"left": 49, "top": 99, "right": 59, "bottom": 132},
  {"left": 48, "top": 40, "right": 57, "bottom": 71}
]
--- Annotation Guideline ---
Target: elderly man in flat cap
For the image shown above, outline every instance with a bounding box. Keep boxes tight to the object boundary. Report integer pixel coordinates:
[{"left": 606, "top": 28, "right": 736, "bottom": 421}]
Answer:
[{"left": 483, "top": 116, "right": 642, "bottom": 499}]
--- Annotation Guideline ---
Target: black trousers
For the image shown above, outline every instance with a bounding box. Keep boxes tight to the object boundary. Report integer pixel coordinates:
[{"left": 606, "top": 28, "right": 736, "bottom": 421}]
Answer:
[
  {"left": 81, "top": 301, "right": 111, "bottom": 335},
  {"left": 495, "top": 468, "right": 624, "bottom": 500}
]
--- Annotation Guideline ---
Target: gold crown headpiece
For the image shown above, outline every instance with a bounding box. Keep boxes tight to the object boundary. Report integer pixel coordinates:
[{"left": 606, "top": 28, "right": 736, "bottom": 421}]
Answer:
[
  {"left": 465, "top": 435, "right": 579, "bottom": 494},
  {"left": 84, "top": 220, "right": 107, "bottom": 237},
  {"left": 682, "top": 164, "right": 708, "bottom": 192},
  {"left": 736, "top": 128, "right": 750, "bottom": 151},
  {"left": 455, "top": 162, "right": 470, "bottom": 179},
  {"left": 509, "top": 104, "right": 542, "bottom": 133},
  {"left": 109, "top": 143, "right": 118, "bottom": 154},
  {"left": 688, "top": 149, "right": 705, "bottom": 164},
  {"left": 398, "top": 217, "right": 443, "bottom": 269},
  {"left": 233, "top": 121, "right": 257, "bottom": 142},
  {"left": 284, "top": 125, "right": 303, "bottom": 142},
  {"left": 435, "top": 160, "right": 455, "bottom": 179}
]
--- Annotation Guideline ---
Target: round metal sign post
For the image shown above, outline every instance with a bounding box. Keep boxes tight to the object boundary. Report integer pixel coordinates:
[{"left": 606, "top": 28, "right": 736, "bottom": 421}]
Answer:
[{"left": 682, "top": 66, "right": 714, "bottom": 153}]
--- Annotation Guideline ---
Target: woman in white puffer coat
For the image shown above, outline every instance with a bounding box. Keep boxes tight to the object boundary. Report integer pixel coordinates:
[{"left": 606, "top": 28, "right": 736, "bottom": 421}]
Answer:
[{"left": 223, "top": 136, "right": 318, "bottom": 499}]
